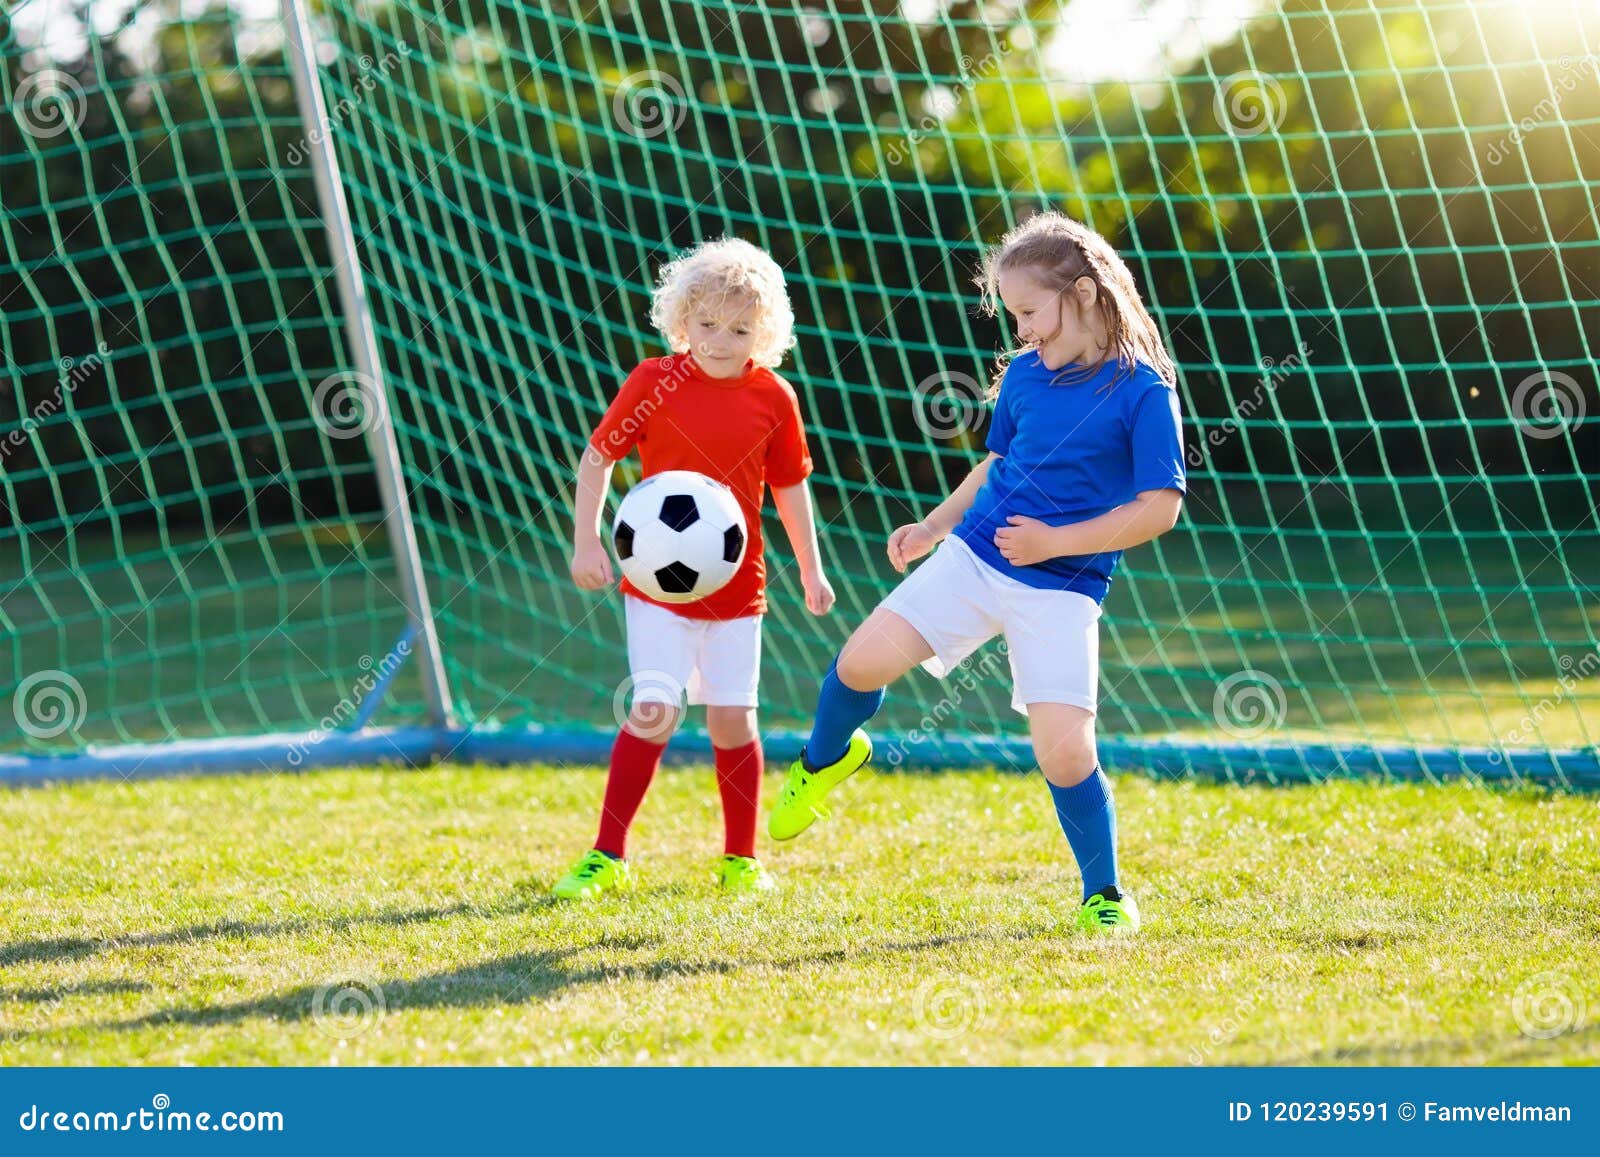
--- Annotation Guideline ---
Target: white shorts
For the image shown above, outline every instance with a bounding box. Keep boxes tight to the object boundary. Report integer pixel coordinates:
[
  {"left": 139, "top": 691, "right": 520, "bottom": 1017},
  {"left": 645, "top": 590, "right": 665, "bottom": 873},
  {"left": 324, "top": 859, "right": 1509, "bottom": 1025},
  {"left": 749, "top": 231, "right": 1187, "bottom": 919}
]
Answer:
[
  {"left": 624, "top": 595, "right": 762, "bottom": 708},
  {"left": 878, "top": 535, "right": 1101, "bottom": 715}
]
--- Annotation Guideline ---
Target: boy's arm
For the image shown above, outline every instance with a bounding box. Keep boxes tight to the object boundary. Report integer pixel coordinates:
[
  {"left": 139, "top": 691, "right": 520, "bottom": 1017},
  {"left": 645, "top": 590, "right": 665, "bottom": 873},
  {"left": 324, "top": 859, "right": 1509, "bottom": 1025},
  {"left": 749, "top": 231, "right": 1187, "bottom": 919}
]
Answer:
[
  {"left": 570, "top": 445, "right": 618, "bottom": 589},
  {"left": 771, "top": 479, "right": 835, "bottom": 615},
  {"left": 993, "top": 488, "right": 1182, "bottom": 568}
]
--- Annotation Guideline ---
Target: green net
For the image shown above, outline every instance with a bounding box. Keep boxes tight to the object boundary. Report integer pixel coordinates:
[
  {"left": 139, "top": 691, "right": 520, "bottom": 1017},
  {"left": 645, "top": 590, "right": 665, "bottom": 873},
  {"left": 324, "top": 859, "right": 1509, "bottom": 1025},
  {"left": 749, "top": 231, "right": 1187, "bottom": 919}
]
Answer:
[{"left": 2, "top": 0, "right": 1596, "bottom": 783}]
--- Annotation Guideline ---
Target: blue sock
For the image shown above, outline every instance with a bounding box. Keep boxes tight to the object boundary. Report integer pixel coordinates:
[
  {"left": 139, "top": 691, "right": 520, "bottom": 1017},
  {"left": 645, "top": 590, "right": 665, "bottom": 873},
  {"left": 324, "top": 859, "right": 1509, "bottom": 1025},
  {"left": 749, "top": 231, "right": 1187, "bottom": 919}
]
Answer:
[
  {"left": 1048, "top": 767, "right": 1118, "bottom": 901},
  {"left": 804, "top": 657, "right": 885, "bottom": 770}
]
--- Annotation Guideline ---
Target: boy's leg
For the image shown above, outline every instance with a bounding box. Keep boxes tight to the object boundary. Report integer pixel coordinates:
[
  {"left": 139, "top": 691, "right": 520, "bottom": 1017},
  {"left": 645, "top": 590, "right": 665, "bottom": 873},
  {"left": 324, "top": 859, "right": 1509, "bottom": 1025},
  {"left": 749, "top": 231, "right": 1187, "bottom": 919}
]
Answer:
[
  {"left": 698, "top": 617, "right": 764, "bottom": 858},
  {"left": 595, "top": 598, "right": 695, "bottom": 858},
  {"left": 556, "top": 697, "right": 680, "bottom": 898},
  {"left": 594, "top": 705, "right": 680, "bottom": 857},
  {"left": 707, "top": 708, "right": 761, "bottom": 857}
]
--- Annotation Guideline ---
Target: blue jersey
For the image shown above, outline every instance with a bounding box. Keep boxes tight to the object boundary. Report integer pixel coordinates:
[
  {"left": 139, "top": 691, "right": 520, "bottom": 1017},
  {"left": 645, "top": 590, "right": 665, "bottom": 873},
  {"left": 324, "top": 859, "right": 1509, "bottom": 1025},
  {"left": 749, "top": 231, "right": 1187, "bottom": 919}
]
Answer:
[{"left": 952, "top": 352, "right": 1185, "bottom": 602}]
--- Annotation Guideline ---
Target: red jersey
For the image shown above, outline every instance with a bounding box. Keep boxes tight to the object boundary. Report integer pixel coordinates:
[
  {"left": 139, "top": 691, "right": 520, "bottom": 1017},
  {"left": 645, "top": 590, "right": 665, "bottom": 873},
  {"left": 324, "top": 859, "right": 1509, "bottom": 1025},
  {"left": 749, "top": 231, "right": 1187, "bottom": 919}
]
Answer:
[{"left": 588, "top": 354, "right": 813, "bottom": 620}]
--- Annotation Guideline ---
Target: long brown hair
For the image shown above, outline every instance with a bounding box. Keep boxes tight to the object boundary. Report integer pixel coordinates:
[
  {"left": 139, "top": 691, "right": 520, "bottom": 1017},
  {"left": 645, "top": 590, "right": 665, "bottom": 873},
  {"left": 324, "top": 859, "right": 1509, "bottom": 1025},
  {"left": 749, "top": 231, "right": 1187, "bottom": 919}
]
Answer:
[{"left": 974, "top": 211, "right": 1175, "bottom": 397}]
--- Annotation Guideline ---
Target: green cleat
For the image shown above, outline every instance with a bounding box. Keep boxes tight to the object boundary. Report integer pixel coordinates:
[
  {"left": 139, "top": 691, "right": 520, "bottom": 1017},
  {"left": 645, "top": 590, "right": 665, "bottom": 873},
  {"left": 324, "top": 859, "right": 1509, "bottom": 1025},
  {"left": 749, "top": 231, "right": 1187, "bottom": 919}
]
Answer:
[
  {"left": 768, "top": 729, "right": 872, "bottom": 841},
  {"left": 551, "top": 849, "right": 633, "bottom": 900},
  {"left": 1075, "top": 889, "right": 1141, "bottom": 934},
  {"left": 716, "top": 854, "right": 776, "bottom": 893}
]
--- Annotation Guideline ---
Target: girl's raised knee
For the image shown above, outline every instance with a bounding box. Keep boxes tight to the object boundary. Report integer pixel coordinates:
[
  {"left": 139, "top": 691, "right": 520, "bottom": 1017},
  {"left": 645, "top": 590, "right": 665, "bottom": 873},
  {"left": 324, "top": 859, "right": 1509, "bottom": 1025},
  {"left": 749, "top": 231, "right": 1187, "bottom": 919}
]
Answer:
[{"left": 1040, "top": 756, "right": 1098, "bottom": 788}]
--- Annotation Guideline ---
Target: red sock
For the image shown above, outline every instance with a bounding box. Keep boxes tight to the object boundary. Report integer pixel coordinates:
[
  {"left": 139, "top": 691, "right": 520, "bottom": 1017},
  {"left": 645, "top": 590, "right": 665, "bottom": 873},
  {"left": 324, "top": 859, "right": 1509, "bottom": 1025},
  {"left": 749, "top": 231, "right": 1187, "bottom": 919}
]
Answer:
[
  {"left": 715, "top": 740, "right": 764, "bottom": 858},
  {"left": 595, "top": 729, "right": 667, "bottom": 858}
]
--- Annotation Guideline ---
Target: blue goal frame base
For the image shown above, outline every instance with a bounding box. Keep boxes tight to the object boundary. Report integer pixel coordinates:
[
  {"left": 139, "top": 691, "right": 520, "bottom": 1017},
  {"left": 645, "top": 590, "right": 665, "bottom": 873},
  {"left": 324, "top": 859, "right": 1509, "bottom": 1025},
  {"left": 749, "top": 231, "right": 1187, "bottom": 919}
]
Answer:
[{"left": 0, "top": 726, "right": 1595, "bottom": 790}]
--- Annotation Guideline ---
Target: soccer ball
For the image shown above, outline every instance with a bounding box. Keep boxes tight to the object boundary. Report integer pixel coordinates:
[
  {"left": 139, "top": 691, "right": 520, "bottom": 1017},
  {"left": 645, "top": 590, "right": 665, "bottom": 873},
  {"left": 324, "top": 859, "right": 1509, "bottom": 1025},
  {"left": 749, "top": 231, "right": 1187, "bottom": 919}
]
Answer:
[{"left": 612, "top": 470, "right": 748, "bottom": 603}]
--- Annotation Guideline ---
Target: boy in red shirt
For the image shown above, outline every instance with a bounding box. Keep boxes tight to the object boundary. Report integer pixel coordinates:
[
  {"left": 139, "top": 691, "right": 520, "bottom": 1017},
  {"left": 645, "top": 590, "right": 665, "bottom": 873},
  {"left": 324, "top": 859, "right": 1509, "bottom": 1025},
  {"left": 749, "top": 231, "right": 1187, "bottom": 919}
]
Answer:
[{"left": 555, "top": 238, "right": 835, "bottom": 898}]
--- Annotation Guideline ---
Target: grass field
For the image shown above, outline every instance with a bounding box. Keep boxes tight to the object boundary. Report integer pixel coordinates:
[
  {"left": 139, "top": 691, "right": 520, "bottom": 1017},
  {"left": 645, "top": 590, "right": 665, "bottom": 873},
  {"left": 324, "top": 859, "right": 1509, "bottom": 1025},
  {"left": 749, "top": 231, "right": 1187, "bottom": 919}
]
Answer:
[{"left": 1, "top": 763, "right": 1596, "bottom": 1065}]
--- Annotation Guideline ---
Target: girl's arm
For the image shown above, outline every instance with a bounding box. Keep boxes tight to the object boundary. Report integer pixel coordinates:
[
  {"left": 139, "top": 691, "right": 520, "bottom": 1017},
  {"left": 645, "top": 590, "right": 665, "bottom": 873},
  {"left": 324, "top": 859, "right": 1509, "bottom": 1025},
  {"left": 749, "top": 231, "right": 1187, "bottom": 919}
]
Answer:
[
  {"left": 887, "top": 452, "right": 999, "bottom": 573},
  {"left": 771, "top": 479, "right": 835, "bottom": 615},
  {"left": 993, "top": 488, "right": 1182, "bottom": 567},
  {"left": 570, "top": 445, "right": 617, "bottom": 589},
  {"left": 921, "top": 452, "right": 999, "bottom": 539}
]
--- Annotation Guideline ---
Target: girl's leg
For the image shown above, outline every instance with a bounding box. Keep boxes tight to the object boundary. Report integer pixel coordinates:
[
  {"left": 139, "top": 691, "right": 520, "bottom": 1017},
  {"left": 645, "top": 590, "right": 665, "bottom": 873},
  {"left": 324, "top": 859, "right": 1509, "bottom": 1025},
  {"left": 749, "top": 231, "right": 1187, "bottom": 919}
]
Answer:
[
  {"left": 706, "top": 705, "right": 761, "bottom": 857},
  {"left": 1027, "top": 702, "right": 1119, "bottom": 900},
  {"left": 805, "top": 608, "right": 935, "bottom": 766},
  {"left": 594, "top": 701, "right": 681, "bottom": 858}
]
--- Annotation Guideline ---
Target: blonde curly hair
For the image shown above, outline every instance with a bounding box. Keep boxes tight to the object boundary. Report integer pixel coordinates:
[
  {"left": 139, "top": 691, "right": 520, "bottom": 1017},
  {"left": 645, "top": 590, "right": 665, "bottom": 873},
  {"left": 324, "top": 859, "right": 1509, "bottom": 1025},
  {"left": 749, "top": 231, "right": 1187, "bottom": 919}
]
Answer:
[{"left": 648, "top": 237, "right": 796, "bottom": 369}]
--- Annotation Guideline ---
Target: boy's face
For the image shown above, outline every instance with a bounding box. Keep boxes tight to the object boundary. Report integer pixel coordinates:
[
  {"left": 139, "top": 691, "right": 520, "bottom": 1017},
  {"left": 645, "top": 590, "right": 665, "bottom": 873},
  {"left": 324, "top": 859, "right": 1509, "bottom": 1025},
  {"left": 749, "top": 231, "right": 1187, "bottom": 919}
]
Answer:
[
  {"left": 998, "top": 268, "right": 1099, "bottom": 370},
  {"left": 684, "top": 293, "right": 760, "bottom": 378}
]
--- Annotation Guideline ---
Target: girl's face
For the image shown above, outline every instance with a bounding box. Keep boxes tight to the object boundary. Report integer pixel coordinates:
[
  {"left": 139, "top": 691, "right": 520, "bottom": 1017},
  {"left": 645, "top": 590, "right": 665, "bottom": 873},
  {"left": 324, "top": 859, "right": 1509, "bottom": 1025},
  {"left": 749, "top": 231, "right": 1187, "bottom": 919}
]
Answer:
[
  {"left": 997, "top": 267, "right": 1105, "bottom": 371},
  {"left": 684, "top": 294, "right": 760, "bottom": 379}
]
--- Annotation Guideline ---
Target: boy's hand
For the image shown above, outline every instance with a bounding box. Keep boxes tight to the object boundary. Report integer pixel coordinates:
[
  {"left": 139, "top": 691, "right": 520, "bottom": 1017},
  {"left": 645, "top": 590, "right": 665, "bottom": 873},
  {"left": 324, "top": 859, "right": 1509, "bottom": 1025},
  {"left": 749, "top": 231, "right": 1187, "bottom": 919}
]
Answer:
[
  {"left": 802, "top": 567, "right": 835, "bottom": 615},
  {"left": 570, "top": 540, "right": 614, "bottom": 590},
  {"left": 887, "top": 520, "right": 939, "bottom": 573},
  {"left": 993, "top": 514, "right": 1059, "bottom": 567}
]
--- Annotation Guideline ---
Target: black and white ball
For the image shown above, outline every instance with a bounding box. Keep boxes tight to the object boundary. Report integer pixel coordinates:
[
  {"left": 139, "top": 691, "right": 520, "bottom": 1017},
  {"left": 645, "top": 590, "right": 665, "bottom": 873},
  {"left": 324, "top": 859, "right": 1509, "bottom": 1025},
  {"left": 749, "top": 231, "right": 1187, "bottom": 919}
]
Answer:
[{"left": 612, "top": 470, "right": 747, "bottom": 603}]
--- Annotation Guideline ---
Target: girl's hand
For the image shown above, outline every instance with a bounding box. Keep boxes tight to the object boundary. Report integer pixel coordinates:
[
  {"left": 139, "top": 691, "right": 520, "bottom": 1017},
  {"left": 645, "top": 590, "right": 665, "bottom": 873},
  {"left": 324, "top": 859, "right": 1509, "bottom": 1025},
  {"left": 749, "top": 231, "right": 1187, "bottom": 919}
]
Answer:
[
  {"left": 802, "top": 568, "right": 835, "bottom": 615},
  {"left": 887, "top": 521, "right": 939, "bottom": 573},
  {"left": 569, "top": 540, "right": 614, "bottom": 590},
  {"left": 993, "top": 514, "right": 1060, "bottom": 567}
]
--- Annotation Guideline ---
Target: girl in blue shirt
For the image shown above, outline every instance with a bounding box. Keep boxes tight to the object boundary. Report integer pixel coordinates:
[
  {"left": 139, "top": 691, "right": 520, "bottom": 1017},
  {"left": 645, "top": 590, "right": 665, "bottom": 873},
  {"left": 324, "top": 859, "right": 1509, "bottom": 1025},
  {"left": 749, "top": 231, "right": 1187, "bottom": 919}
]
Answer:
[{"left": 768, "top": 211, "right": 1186, "bottom": 933}]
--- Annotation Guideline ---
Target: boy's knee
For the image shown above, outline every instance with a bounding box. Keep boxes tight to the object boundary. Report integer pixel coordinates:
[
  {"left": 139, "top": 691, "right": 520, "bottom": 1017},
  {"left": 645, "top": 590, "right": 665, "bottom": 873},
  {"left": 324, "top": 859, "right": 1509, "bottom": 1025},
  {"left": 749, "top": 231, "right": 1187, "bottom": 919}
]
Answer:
[
  {"left": 626, "top": 700, "right": 681, "bottom": 741},
  {"left": 706, "top": 706, "right": 758, "bottom": 748}
]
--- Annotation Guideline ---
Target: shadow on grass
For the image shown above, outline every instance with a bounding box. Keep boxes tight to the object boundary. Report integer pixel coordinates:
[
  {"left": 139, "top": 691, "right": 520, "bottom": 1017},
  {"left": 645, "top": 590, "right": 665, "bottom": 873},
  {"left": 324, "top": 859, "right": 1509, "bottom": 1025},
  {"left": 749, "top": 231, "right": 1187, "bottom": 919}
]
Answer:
[
  {"left": 96, "top": 925, "right": 1049, "bottom": 1035},
  {"left": 1299, "top": 1019, "right": 1600, "bottom": 1064},
  {"left": 0, "top": 893, "right": 563, "bottom": 967},
  {"left": 0, "top": 978, "right": 149, "bottom": 1003}
]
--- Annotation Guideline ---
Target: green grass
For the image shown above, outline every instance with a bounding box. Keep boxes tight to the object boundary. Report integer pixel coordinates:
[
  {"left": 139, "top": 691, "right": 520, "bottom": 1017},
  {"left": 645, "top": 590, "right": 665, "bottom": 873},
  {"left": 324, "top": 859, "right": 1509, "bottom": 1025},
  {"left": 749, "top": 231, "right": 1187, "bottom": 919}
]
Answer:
[{"left": 1, "top": 764, "right": 1596, "bottom": 1065}]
